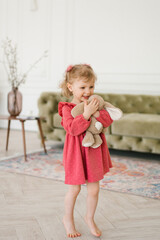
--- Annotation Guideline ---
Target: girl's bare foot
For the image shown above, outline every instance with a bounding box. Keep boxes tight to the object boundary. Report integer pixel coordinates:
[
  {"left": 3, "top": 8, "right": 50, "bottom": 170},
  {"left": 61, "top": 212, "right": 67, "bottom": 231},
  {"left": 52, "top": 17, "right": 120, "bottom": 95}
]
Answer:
[
  {"left": 85, "top": 216, "right": 101, "bottom": 237},
  {"left": 63, "top": 216, "right": 81, "bottom": 238}
]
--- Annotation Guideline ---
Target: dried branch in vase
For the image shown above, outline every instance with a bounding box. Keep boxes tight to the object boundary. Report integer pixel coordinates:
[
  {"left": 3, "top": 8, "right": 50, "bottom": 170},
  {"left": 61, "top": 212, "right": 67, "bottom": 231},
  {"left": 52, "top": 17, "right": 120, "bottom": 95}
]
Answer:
[{"left": 1, "top": 37, "right": 48, "bottom": 88}]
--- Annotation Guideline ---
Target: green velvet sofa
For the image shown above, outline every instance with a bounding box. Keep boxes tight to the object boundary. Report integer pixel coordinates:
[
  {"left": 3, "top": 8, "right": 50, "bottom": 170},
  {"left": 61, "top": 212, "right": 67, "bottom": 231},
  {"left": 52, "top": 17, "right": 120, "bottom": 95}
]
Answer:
[{"left": 38, "top": 92, "right": 160, "bottom": 154}]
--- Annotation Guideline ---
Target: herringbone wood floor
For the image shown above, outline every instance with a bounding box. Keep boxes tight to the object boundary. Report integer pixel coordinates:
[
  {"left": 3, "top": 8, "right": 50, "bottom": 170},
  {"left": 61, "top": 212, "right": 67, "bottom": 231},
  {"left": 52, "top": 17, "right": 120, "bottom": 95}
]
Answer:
[{"left": 0, "top": 129, "right": 160, "bottom": 240}]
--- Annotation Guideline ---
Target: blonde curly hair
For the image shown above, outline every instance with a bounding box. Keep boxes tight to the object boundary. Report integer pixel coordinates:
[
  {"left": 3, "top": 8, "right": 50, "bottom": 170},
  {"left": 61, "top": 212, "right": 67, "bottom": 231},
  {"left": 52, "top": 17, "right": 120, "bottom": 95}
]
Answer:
[{"left": 60, "top": 64, "right": 97, "bottom": 98}]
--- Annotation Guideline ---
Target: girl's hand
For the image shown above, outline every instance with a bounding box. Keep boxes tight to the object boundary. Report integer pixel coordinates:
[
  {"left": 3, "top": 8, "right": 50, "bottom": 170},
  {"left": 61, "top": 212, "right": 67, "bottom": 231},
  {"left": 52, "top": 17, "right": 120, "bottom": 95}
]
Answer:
[{"left": 83, "top": 98, "right": 99, "bottom": 120}]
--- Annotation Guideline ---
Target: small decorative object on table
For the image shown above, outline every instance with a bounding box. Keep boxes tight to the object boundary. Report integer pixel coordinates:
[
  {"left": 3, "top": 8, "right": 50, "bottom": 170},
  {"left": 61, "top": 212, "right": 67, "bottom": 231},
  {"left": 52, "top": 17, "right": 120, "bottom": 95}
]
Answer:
[{"left": 1, "top": 38, "right": 48, "bottom": 116}]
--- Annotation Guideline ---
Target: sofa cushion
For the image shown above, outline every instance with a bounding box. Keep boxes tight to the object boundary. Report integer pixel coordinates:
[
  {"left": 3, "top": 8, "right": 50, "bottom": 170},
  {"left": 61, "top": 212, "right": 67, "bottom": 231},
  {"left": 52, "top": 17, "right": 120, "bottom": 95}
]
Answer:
[
  {"left": 53, "top": 113, "right": 62, "bottom": 128},
  {"left": 111, "top": 113, "right": 160, "bottom": 139},
  {"left": 102, "top": 94, "right": 160, "bottom": 114}
]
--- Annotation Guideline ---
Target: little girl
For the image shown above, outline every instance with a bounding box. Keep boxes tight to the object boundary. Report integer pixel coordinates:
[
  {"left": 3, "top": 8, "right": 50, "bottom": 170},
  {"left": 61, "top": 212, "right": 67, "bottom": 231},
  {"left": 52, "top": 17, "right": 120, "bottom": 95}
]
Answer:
[{"left": 58, "top": 64, "right": 113, "bottom": 238}]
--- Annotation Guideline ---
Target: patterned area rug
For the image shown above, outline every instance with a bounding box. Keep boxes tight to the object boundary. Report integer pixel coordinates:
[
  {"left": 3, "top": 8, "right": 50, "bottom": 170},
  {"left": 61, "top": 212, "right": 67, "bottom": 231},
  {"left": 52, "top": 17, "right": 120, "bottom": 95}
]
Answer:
[{"left": 0, "top": 147, "right": 160, "bottom": 200}]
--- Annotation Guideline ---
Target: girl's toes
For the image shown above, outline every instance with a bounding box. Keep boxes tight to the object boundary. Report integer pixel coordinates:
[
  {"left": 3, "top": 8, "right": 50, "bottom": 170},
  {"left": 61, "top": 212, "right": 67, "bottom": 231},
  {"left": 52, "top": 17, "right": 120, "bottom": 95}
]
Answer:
[
  {"left": 96, "top": 230, "right": 101, "bottom": 237},
  {"left": 76, "top": 232, "right": 81, "bottom": 237},
  {"left": 97, "top": 229, "right": 102, "bottom": 236},
  {"left": 76, "top": 231, "right": 81, "bottom": 236},
  {"left": 67, "top": 232, "right": 81, "bottom": 238}
]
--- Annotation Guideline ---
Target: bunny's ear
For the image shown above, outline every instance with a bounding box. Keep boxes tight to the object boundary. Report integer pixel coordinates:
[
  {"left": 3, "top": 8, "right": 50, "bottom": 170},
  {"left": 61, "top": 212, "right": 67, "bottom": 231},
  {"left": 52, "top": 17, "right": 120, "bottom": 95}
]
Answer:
[
  {"left": 104, "top": 102, "right": 123, "bottom": 120},
  {"left": 106, "top": 107, "right": 123, "bottom": 120},
  {"left": 71, "top": 102, "right": 84, "bottom": 118}
]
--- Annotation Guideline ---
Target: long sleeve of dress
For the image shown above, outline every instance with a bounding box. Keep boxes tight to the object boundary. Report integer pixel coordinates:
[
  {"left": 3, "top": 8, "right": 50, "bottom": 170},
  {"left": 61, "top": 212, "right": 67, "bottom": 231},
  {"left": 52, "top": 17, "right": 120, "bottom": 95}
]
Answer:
[
  {"left": 60, "top": 104, "right": 91, "bottom": 136},
  {"left": 95, "top": 109, "right": 113, "bottom": 128}
]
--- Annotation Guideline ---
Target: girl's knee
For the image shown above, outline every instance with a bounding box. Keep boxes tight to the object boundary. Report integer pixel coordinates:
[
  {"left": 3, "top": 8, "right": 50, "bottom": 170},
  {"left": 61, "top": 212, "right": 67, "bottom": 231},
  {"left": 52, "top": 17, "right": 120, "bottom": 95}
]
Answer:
[
  {"left": 69, "top": 185, "right": 81, "bottom": 197},
  {"left": 88, "top": 188, "right": 99, "bottom": 197},
  {"left": 87, "top": 182, "right": 100, "bottom": 197}
]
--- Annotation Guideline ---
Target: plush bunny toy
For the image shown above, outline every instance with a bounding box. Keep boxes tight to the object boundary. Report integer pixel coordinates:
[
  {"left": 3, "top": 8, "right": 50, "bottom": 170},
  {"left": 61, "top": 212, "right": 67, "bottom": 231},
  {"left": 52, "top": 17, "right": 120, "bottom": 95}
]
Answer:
[{"left": 71, "top": 95, "right": 123, "bottom": 148}]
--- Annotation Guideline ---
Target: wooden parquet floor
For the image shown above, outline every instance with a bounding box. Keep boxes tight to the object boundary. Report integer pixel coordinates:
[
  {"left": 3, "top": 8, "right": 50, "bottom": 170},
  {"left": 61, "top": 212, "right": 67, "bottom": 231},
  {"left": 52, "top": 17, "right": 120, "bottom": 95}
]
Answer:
[{"left": 0, "top": 129, "right": 160, "bottom": 240}]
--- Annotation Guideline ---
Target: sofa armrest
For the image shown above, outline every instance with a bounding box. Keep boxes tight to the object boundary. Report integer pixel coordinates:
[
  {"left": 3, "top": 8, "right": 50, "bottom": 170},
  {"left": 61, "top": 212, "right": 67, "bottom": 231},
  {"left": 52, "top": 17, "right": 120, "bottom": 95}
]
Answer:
[{"left": 37, "top": 92, "right": 69, "bottom": 140}]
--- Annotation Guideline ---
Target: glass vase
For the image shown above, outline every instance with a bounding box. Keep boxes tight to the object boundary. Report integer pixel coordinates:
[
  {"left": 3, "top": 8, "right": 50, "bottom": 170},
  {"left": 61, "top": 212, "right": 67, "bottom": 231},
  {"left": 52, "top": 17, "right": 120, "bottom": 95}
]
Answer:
[{"left": 7, "top": 87, "right": 22, "bottom": 116}]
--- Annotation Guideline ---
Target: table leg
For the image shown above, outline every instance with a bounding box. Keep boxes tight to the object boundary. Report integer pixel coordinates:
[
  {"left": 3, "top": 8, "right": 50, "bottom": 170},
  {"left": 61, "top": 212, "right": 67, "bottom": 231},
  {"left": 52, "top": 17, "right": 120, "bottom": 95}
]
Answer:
[
  {"left": 6, "top": 120, "right": 11, "bottom": 151},
  {"left": 21, "top": 120, "right": 27, "bottom": 162},
  {"left": 37, "top": 119, "right": 47, "bottom": 153}
]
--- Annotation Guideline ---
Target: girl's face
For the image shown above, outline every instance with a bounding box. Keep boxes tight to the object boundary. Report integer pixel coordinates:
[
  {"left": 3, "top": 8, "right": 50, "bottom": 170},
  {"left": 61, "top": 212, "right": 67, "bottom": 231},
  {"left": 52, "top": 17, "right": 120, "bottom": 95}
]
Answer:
[{"left": 67, "top": 78, "right": 95, "bottom": 104}]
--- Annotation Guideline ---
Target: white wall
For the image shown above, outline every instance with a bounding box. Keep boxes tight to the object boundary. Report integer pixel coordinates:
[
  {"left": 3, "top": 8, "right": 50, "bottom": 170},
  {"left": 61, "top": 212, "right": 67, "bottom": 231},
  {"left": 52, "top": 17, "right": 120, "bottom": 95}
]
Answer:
[{"left": 0, "top": 0, "right": 160, "bottom": 130}]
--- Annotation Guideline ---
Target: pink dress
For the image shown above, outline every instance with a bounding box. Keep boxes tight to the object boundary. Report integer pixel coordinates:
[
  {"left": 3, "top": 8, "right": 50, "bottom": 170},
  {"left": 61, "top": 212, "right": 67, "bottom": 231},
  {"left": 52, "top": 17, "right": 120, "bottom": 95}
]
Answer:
[{"left": 58, "top": 102, "right": 113, "bottom": 185}]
